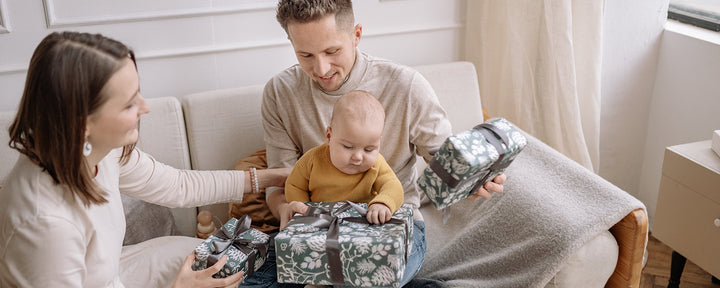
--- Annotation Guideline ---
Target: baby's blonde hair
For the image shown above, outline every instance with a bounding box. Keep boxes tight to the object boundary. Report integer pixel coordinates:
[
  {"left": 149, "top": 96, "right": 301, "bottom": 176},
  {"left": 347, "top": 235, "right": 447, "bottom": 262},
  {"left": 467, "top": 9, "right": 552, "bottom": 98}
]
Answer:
[{"left": 330, "top": 90, "right": 385, "bottom": 131}]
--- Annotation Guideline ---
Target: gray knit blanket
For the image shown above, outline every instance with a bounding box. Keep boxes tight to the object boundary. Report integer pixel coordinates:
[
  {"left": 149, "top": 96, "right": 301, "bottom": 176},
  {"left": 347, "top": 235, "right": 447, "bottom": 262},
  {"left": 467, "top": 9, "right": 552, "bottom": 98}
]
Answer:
[{"left": 417, "top": 132, "right": 645, "bottom": 288}]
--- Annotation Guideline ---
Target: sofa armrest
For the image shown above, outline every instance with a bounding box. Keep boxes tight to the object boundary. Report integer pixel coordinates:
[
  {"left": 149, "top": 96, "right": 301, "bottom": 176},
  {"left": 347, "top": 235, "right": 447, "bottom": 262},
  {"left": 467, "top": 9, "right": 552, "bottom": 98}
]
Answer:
[
  {"left": 414, "top": 61, "right": 484, "bottom": 133},
  {"left": 606, "top": 208, "right": 648, "bottom": 288}
]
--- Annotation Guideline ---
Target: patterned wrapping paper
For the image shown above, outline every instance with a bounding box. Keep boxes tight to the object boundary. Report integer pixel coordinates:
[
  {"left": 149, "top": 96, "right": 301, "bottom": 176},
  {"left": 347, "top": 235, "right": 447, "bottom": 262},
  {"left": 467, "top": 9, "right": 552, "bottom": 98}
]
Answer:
[
  {"left": 192, "top": 215, "right": 269, "bottom": 280},
  {"left": 275, "top": 201, "right": 413, "bottom": 287},
  {"left": 418, "top": 117, "right": 527, "bottom": 210}
]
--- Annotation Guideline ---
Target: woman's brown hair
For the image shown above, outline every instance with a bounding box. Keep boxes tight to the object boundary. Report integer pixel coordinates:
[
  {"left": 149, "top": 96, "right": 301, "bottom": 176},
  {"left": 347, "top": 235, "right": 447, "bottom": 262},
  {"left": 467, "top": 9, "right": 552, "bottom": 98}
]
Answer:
[{"left": 8, "top": 31, "right": 137, "bottom": 207}]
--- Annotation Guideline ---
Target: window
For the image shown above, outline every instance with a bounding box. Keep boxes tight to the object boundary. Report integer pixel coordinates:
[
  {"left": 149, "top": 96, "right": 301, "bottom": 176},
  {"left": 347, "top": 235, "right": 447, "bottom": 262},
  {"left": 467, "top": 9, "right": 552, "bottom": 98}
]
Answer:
[{"left": 668, "top": 0, "right": 720, "bottom": 31}]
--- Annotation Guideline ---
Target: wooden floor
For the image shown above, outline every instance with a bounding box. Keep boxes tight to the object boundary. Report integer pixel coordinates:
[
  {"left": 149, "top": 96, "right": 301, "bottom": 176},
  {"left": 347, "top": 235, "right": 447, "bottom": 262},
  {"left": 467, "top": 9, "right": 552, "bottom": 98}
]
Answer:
[{"left": 641, "top": 233, "right": 719, "bottom": 287}]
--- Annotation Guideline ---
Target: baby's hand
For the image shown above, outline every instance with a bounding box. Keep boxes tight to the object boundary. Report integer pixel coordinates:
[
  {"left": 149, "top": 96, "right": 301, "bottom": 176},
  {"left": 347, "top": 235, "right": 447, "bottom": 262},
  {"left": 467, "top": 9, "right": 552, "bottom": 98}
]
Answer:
[
  {"left": 367, "top": 203, "right": 392, "bottom": 225},
  {"left": 280, "top": 201, "right": 308, "bottom": 230}
]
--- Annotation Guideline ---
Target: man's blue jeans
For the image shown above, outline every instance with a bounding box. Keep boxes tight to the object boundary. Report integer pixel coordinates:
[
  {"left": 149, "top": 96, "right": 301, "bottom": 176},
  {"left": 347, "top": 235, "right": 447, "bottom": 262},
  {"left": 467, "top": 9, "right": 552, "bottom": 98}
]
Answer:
[{"left": 239, "top": 220, "right": 427, "bottom": 288}]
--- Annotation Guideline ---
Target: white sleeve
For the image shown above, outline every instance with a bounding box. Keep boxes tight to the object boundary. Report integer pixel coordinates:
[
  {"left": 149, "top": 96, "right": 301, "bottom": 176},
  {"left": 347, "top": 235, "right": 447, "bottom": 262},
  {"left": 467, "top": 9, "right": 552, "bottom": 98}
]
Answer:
[{"left": 118, "top": 148, "right": 245, "bottom": 208}]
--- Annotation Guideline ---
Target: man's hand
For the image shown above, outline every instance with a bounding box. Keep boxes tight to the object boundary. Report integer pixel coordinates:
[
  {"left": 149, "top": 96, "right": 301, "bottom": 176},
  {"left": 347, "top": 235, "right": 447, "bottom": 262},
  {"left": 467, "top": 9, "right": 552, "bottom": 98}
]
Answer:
[
  {"left": 467, "top": 173, "right": 506, "bottom": 201},
  {"left": 172, "top": 253, "right": 243, "bottom": 288},
  {"left": 367, "top": 203, "right": 392, "bottom": 224},
  {"left": 278, "top": 201, "right": 308, "bottom": 230}
]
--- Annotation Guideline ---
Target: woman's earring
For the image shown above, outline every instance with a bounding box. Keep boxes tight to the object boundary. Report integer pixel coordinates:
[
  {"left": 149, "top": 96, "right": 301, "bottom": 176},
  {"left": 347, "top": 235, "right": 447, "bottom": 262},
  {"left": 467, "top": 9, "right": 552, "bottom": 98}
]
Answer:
[{"left": 83, "top": 139, "right": 92, "bottom": 157}]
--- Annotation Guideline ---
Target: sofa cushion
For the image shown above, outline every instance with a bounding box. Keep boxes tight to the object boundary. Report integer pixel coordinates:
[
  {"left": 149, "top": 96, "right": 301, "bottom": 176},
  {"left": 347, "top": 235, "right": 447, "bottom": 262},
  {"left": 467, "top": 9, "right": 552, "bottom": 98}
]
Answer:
[
  {"left": 181, "top": 85, "right": 266, "bottom": 171},
  {"left": 138, "top": 97, "right": 191, "bottom": 170},
  {"left": 124, "top": 97, "right": 196, "bottom": 241},
  {"left": 121, "top": 194, "right": 180, "bottom": 245},
  {"left": 544, "top": 230, "right": 618, "bottom": 288},
  {"left": 181, "top": 85, "right": 267, "bottom": 223},
  {"left": 414, "top": 61, "right": 484, "bottom": 133}
]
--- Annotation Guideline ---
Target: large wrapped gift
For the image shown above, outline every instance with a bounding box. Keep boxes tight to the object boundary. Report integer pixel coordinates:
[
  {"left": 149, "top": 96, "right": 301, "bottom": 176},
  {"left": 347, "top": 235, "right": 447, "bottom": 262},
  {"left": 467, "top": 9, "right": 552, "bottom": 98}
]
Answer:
[
  {"left": 192, "top": 215, "right": 269, "bottom": 280},
  {"left": 275, "top": 201, "right": 413, "bottom": 287},
  {"left": 418, "top": 117, "right": 527, "bottom": 209}
]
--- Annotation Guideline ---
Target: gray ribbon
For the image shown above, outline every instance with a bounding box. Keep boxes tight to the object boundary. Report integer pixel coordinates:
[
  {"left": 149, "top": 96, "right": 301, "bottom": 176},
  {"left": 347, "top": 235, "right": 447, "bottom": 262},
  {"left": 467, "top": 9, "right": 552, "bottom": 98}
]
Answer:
[
  {"left": 207, "top": 215, "right": 267, "bottom": 278},
  {"left": 286, "top": 201, "right": 409, "bottom": 285}
]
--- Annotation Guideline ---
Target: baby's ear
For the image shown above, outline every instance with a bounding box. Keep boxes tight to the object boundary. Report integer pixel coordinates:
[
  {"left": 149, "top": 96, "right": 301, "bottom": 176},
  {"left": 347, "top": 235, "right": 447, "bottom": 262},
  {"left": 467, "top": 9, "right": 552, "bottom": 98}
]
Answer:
[{"left": 325, "top": 126, "right": 332, "bottom": 144}]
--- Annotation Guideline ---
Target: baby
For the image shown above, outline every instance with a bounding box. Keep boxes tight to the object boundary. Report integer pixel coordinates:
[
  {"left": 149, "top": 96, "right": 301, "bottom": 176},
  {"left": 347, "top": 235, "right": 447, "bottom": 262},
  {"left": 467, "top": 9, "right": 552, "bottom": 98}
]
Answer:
[{"left": 284, "top": 90, "right": 404, "bottom": 224}]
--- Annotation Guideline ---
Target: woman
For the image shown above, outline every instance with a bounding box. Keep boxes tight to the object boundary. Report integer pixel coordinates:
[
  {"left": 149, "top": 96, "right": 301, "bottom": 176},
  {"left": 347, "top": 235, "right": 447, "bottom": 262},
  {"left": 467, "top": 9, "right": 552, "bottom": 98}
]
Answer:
[{"left": 0, "top": 31, "right": 289, "bottom": 288}]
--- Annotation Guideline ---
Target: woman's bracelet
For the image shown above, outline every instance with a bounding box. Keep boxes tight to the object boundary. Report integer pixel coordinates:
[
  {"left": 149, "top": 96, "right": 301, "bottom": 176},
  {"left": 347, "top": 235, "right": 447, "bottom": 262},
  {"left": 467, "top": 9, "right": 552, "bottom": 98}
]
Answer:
[{"left": 249, "top": 167, "right": 260, "bottom": 194}]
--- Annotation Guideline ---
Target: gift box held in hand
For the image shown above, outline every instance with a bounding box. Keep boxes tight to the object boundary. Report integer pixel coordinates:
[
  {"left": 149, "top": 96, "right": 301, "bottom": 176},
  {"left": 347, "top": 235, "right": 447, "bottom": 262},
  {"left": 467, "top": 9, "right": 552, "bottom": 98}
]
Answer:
[
  {"left": 418, "top": 117, "right": 527, "bottom": 209},
  {"left": 192, "top": 215, "right": 269, "bottom": 280},
  {"left": 275, "top": 201, "right": 413, "bottom": 287}
]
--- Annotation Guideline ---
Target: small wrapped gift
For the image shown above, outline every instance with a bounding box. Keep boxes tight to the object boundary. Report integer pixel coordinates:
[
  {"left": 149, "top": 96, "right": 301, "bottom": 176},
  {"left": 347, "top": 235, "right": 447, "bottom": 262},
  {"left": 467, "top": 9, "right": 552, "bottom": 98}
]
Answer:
[
  {"left": 192, "top": 215, "right": 269, "bottom": 280},
  {"left": 418, "top": 117, "right": 527, "bottom": 209},
  {"left": 275, "top": 201, "right": 413, "bottom": 287}
]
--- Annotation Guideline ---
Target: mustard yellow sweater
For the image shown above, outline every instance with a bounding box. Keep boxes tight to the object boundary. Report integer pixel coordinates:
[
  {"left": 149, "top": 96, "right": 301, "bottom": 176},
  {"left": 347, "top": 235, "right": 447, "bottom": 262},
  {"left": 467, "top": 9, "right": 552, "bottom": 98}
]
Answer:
[{"left": 285, "top": 144, "right": 404, "bottom": 213}]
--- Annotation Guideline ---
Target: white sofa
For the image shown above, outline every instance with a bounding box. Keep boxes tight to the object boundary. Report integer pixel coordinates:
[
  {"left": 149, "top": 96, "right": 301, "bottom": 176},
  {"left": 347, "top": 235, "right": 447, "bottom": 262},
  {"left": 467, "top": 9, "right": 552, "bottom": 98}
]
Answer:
[{"left": 0, "top": 62, "right": 646, "bottom": 288}]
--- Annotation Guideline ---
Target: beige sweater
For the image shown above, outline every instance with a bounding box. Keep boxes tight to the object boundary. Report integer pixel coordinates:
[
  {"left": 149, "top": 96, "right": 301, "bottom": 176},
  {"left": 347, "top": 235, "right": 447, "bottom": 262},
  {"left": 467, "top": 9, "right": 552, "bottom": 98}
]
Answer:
[
  {"left": 0, "top": 148, "right": 245, "bottom": 287},
  {"left": 262, "top": 50, "right": 451, "bottom": 221}
]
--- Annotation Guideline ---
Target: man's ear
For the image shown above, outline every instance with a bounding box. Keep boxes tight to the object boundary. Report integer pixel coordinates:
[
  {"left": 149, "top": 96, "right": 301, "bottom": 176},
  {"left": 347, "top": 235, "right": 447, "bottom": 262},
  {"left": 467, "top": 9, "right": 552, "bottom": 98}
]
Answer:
[
  {"left": 325, "top": 126, "right": 332, "bottom": 144},
  {"left": 352, "top": 23, "right": 362, "bottom": 47}
]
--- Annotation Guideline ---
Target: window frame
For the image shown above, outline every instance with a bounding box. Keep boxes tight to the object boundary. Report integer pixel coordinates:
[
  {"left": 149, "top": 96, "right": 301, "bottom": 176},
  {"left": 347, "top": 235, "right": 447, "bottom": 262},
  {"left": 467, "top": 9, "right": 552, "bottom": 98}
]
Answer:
[{"left": 668, "top": 2, "right": 720, "bottom": 32}]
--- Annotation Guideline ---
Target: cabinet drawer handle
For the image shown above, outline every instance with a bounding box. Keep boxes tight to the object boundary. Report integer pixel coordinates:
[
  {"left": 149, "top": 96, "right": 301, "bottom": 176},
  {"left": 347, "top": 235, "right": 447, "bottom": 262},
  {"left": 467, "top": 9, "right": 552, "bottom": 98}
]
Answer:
[{"left": 715, "top": 218, "right": 720, "bottom": 228}]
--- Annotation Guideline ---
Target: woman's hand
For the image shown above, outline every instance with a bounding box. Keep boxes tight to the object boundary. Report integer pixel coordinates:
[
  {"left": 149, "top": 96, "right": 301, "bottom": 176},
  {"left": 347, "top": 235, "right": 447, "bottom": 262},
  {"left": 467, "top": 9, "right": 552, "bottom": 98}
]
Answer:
[
  {"left": 278, "top": 200, "right": 308, "bottom": 230},
  {"left": 172, "top": 253, "right": 244, "bottom": 288},
  {"left": 257, "top": 167, "right": 292, "bottom": 189},
  {"left": 467, "top": 173, "right": 506, "bottom": 201}
]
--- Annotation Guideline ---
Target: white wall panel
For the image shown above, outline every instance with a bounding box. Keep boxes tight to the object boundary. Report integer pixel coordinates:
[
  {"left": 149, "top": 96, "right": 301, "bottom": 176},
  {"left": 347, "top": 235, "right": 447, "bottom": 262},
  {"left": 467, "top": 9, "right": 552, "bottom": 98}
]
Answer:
[
  {"left": 0, "top": 0, "right": 464, "bottom": 111},
  {"left": 68, "top": 17, "right": 217, "bottom": 54},
  {"left": 212, "top": 9, "right": 287, "bottom": 45},
  {"left": 137, "top": 55, "right": 220, "bottom": 99},
  {"left": 214, "top": 45, "right": 299, "bottom": 89},
  {"left": 362, "top": 28, "right": 462, "bottom": 66},
  {"left": 43, "top": 0, "right": 275, "bottom": 27},
  {"left": 637, "top": 21, "right": 720, "bottom": 228},
  {"left": 599, "top": 0, "right": 668, "bottom": 203}
]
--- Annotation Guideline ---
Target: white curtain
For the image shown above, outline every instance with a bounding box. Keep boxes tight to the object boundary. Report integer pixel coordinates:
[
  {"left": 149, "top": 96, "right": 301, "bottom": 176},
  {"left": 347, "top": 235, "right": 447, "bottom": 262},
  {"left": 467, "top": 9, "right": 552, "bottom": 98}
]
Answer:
[{"left": 464, "top": 0, "right": 603, "bottom": 171}]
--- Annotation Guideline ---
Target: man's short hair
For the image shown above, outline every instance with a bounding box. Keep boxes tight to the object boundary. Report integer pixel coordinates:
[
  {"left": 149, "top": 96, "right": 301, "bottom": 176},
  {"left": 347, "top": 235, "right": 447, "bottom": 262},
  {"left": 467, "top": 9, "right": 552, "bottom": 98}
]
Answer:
[{"left": 276, "top": 0, "right": 354, "bottom": 33}]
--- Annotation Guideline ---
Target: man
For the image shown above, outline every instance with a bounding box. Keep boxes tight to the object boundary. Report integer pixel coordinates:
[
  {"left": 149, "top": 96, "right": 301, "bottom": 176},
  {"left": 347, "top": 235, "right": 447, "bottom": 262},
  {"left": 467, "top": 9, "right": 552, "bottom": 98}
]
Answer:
[{"left": 242, "top": 1, "right": 506, "bottom": 287}]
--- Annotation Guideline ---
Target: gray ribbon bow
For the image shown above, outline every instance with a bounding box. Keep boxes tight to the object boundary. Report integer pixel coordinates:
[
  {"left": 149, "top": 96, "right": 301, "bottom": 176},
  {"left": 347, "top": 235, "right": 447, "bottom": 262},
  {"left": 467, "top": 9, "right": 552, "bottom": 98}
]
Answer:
[{"left": 207, "top": 215, "right": 267, "bottom": 278}]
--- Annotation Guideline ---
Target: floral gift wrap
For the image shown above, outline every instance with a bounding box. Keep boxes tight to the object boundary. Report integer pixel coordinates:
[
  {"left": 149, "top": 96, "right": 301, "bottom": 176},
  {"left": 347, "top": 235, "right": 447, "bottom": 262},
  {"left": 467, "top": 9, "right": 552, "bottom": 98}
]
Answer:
[
  {"left": 275, "top": 201, "right": 413, "bottom": 287},
  {"left": 418, "top": 117, "right": 527, "bottom": 209},
  {"left": 192, "top": 215, "right": 269, "bottom": 280}
]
